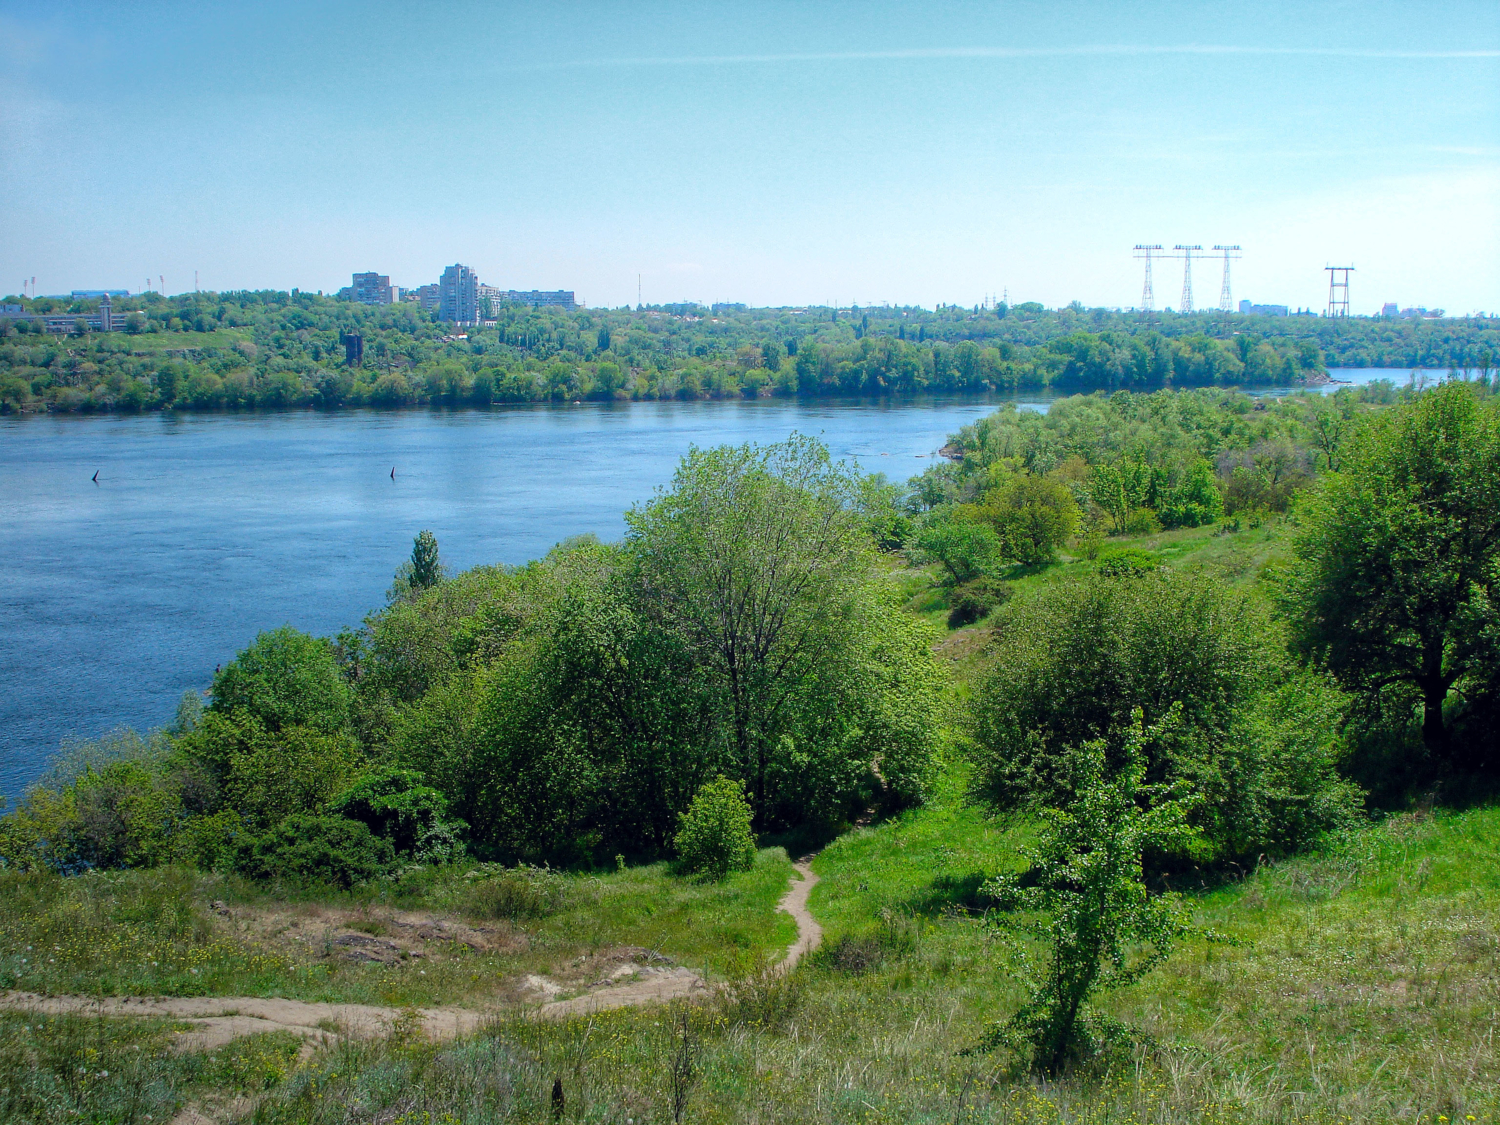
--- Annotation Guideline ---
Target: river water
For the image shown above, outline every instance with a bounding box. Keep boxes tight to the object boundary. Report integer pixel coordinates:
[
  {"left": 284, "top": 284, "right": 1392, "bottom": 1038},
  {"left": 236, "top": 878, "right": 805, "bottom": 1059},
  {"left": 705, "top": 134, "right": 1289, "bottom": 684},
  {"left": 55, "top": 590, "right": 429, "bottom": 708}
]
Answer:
[{"left": 0, "top": 368, "right": 1424, "bottom": 796}]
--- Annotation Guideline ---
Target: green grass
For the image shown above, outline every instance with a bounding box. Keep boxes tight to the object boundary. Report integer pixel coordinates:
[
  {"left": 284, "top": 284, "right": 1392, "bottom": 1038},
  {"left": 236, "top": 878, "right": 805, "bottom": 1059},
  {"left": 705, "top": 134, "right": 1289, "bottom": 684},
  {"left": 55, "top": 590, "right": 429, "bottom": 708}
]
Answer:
[
  {"left": 0, "top": 851, "right": 796, "bottom": 1009},
  {"left": 0, "top": 1009, "right": 302, "bottom": 1124},
  {"left": 5, "top": 776, "right": 1497, "bottom": 1122},
  {"left": 211, "top": 789, "right": 1500, "bottom": 1124},
  {"left": 909, "top": 516, "right": 1294, "bottom": 648}
]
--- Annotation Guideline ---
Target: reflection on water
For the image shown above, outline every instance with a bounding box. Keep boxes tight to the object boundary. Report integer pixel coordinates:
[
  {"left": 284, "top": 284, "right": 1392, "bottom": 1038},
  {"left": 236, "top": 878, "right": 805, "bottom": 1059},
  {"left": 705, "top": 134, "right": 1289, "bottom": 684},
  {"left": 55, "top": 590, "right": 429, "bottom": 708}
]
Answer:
[{"left": 0, "top": 369, "right": 1419, "bottom": 794}]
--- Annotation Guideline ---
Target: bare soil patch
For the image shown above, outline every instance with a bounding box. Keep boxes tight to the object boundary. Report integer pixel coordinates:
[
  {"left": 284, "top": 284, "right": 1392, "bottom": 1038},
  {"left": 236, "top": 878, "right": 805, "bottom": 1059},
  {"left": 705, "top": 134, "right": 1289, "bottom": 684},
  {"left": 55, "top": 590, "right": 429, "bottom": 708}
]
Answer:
[
  {"left": 0, "top": 862, "right": 822, "bottom": 1056},
  {"left": 206, "top": 898, "right": 525, "bottom": 966}
]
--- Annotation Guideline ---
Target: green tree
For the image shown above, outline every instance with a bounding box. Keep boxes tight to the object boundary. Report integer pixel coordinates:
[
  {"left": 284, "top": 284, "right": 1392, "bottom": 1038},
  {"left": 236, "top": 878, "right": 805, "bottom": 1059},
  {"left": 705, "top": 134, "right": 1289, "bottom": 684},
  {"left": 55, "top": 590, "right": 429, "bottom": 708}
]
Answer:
[
  {"left": 178, "top": 710, "right": 362, "bottom": 830},
  {"left": 981, "top": 711, "right": 1206, "bottom": 1073},
  {"left": 674, "top": 776, "right": 756, "bottom": 880},
  {"left": 388, "top": 529, "right": 446, "bottom": 601},
  {"left": 209, "top": 626, "right": 352, "bottom": 734},
  {"left": 626, "top": 436, "right": 869, "bottom": 818},
  {"left": 913, "top": 515, "right": 1000, "bottom": 585},
  {"left": 970, "top": 569, "right": 1354, "bottom": 861},
  {"left": 1088, "top": 459, "right": 1158, "bottom": 533},
  {"left": 1286, "top": 382, "right": 1500, "bottom": 769},
  {"left": 411, "top": 529, "right": 444, "bottom": 589},
  {"left": 973, "top": 471, "right": 1079, "bottom": 565}
]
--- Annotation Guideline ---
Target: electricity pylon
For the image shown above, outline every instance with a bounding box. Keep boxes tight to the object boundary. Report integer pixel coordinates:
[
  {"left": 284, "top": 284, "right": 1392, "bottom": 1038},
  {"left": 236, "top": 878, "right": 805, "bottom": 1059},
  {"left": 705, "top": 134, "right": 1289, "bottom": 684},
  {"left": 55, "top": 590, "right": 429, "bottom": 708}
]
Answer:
[
  {"left": 1175, "top": 245, "right": 1202, "bottom": 313},
  {"left": 1326, "top": 266, "right": 1354, "bottom": 317},
  {"left": 1133, "top": 245, "right": 1163, "bottom": 311},
  {"left": 1213, "top": 245, "right": 1242, "bottom": 311}
]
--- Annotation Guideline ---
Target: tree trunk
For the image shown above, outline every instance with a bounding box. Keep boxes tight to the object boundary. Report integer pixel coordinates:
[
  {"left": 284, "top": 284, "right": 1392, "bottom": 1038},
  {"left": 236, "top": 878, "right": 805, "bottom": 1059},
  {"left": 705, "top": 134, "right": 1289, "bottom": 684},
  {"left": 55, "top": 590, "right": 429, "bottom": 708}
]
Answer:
[{"left": 1420, "top": 677, "right": 1450, "bottom": 764}]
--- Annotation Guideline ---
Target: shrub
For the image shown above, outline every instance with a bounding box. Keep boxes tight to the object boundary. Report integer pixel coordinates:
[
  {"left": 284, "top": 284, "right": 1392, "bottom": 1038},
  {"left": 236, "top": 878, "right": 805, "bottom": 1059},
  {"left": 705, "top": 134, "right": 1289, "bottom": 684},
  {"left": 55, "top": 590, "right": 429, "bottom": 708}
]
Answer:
[
  {"left": 328, "top": 767, "right": 466, "bottom": 862},
  {"left": 176, "top": 711, "right": 362, "bottom": 831},
  {"left": 236, "top": 814, "right": 393, "bottom": 888},
  {"left": 947, "top": 577, "right": 1011, "bottom": 628},
  {"left": 972, "top": 569, "right": 1353, "bottom": 863},
  {"left": 971, "top": 471, "right": 1080, "bottom": 565},
  {"left": 980, "top": 712, "right": 1208, "bottom": 1074},
  {"left": 464, "top": 864, "right": 567, "bottom": 920},
  {"left": 1094, "top": 547, "right": 1161, "bottom": 578},
  {"left": 675, "top": 777, "right": 756, "bottom": 880},
  {"left": 912, "top": 515, "right": 1001, "bottom": 586},
  {"left": 1121, "top": 507, "right": 1162, "bottom": 535}
]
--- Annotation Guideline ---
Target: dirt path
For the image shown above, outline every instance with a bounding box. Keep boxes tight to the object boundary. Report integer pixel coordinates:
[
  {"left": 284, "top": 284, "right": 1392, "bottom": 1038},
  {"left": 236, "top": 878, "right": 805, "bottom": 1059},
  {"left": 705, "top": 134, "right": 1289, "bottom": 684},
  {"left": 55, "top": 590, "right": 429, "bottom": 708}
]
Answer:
[
  {"left": 0, "top": 856, "right": 824, "bottom": 1050},
  {"left": 775, "top": 856, "right": 823, "bottom": 972}
]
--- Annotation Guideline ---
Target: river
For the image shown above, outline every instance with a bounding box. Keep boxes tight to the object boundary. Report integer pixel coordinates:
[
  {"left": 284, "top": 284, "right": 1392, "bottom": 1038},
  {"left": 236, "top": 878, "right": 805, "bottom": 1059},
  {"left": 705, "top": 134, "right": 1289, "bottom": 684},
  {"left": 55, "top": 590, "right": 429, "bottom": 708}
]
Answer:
[{"left": 0, "top": 367, "right": 1425, "bottom": 796}]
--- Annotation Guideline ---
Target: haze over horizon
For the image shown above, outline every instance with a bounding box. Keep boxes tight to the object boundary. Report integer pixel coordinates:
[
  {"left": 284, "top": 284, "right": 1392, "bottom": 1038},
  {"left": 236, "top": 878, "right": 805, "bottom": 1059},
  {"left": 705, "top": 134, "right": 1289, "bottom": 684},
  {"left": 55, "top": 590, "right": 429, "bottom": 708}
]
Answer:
[{"left": 2, "top": 1, "right": 1496, "bottom": 314}]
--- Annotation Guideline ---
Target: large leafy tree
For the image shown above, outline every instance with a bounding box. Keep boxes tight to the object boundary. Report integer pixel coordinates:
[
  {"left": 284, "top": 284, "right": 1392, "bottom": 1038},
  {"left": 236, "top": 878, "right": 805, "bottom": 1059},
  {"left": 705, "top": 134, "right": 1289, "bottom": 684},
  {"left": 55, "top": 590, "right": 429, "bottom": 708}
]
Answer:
[
  {"left": 1286, "top": 382, "right": 1500, "bottom": 770},
  {"left": 625, "top": 435, "right": 870, "bottom": 820}
]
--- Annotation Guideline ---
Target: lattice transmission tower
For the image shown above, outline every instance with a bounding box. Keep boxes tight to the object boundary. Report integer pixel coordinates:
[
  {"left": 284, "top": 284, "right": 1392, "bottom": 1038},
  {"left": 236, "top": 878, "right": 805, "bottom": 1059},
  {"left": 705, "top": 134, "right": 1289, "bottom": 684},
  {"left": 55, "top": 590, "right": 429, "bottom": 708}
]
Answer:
[
  {"left": 1133, "top": 245, "right": 1163, "bottom": 311},
  {"left": 1326, "top": 266, "right": 1354, "bottom": 317},
  {"left": 1213, "top": 245, "right": 1241, "bottom": 311},
  {"left": 1175, "top": 245, "right": 1202, "bottom": 313}
]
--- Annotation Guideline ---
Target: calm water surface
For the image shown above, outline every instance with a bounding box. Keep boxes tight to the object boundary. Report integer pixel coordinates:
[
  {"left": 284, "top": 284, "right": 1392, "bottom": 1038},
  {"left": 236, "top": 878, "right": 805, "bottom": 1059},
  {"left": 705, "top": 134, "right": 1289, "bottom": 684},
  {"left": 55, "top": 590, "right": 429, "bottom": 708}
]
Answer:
[{"left": 0, "top": 367, "right": 1418, "bottom": 796}]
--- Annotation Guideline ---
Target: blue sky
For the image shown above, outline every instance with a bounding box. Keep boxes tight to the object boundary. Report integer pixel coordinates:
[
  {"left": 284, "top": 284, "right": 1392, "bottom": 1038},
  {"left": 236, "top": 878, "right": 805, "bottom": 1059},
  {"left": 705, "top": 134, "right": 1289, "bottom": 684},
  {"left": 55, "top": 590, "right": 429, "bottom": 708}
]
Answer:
[{"left": 2, "top": 1, "right": 1496, "bottom": 313}]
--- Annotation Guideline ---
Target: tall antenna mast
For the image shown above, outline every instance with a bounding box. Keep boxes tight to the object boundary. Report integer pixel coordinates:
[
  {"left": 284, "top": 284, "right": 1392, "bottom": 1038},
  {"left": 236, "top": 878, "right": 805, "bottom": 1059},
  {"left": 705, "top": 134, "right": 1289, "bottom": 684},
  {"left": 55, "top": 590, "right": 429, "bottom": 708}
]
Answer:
[
  {"left": 1133, "top": 245, "right": 1162, "bottom": 311},
  {"left": 1174, "top": 245, "right": 1202, "bottom": 313},
  {"left": 1325, "top": 266, "right": 1354, "bottom": 317},
  {"left": 1213, "top": 245, "right": 1242, "bottom": 312}
]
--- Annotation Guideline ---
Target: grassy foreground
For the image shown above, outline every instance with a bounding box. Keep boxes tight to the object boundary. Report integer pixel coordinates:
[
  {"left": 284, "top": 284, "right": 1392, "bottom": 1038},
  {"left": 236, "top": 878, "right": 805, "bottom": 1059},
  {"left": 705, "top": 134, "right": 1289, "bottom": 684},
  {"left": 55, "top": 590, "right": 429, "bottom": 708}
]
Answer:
[
  {"left": 2, "top": 765, "right": 1496, "bottom": 1123},
  {"left": 0, "top": 851, "right": 796, "bottom": 1009}
]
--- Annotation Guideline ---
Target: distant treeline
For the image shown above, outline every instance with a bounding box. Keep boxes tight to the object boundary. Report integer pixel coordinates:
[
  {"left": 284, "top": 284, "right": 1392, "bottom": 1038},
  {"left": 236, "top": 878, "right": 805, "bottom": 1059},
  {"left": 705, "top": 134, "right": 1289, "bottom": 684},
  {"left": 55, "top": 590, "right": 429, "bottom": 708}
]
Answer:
[{"left": 2, "top": 290, "right": 1496, "bottom": 414}]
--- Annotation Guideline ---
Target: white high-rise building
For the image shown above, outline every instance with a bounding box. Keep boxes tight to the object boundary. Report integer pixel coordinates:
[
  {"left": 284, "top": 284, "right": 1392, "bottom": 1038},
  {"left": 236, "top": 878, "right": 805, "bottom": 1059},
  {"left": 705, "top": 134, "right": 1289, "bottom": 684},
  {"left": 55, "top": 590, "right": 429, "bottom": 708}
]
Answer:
[{"left": 439, "top": 264, "right": 478, "bottom": 324}]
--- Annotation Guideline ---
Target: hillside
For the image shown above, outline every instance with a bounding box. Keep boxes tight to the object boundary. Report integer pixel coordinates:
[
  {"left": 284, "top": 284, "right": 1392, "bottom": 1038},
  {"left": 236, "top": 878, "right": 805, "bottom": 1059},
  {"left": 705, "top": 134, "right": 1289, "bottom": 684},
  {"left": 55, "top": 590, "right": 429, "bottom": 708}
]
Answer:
[{"left": 2, "top": 772, "right": 1495, "bottom": 1123}]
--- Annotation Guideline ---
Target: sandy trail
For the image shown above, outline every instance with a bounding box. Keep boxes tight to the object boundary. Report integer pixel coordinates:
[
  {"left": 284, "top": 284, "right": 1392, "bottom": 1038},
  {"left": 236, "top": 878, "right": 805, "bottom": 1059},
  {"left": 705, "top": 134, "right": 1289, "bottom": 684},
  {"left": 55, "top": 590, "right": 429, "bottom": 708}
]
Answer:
[
  {"left": 775, "top": 856, "right": 823, "bottom": 972},
  {"left": 0, "top": 856, "right": 824, "bottom": 1050}
]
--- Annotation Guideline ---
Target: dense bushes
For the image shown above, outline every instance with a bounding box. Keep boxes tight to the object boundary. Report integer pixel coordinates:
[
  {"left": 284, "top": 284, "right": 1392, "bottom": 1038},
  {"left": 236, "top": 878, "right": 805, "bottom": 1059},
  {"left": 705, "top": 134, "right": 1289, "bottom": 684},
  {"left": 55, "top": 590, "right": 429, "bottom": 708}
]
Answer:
[
  {"left": 234, "top": 814, "right": 394, "bottom": 888},
  {"left": 971, "top": 569, "right": 1360, "bottom": 862},
  {"left": 384, "top": 441, "right": 945, "bottom": 863},
  {"left": 327, "top": 768, "right": 465, "bottom": 863}
]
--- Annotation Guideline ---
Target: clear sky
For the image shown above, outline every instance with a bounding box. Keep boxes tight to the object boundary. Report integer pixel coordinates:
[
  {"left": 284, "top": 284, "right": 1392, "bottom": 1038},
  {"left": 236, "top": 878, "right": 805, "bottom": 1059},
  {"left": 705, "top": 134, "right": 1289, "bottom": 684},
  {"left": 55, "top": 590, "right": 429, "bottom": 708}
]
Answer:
[{"left": 2, "top": 1, "right": 1496, "bottom": 313}]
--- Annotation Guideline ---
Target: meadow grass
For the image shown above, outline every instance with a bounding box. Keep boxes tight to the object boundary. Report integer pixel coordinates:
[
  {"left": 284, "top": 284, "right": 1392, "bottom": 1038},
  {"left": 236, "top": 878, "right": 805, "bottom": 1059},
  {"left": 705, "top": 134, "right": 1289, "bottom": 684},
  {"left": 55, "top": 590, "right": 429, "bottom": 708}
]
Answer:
[
  {"left": 4, "top": 683, "right": 1497, "bottom": 1121},
  {"left": 908, "top": 514, "right": 1294, "bottom": 648},
  {"left": 0, "top": 849, "right": 796, "bottom": 1008},
  {"left": 0, "top": 1009, "right": 300, "bottom": 1124},
  {"left": 97, "top": 327, "right": 252, "bottom": 351},
  {"left": 226, "top": 793, "right": 1499, "bottom": 1124}
]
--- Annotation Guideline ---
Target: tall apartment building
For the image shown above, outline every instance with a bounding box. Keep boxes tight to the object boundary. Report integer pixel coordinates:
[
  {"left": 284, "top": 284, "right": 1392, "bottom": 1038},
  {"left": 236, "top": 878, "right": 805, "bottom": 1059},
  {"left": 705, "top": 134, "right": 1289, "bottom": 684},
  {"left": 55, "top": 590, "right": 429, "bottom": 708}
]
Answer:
[
  {"left": 413, "top": 284, "right": 441, "bottom": 311},
  {"left": 439, "top": 264, "right": 479, "bottom": 324},
  {"left": 352, "top": 272, "right": 397, "bottom": 305}
]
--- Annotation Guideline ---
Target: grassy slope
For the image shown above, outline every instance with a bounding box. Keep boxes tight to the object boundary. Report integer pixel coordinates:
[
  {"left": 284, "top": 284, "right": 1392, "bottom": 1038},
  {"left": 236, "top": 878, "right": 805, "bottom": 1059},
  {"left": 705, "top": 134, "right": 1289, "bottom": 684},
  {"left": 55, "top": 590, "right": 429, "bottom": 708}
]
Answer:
[
  {"left": 3, "top": 766, "right": 1495, "bottom": 1121},
  {"left": 0, "top": 850, "right": 796, "bottom": 1009},
  {"left": 11, "top": 520, "right": 1498, "bottom": 1122},
  {"left": 195, "top": 786, "right": 1496, "bottom": 1125}
]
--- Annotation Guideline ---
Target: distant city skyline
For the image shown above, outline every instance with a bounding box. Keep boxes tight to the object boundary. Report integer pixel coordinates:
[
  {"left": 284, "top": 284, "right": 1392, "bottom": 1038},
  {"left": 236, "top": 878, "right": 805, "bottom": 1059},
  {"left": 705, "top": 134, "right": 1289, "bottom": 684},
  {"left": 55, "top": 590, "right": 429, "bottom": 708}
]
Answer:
[{"left": 1, "top": 1, "right": 1496, "bottom": 313}]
